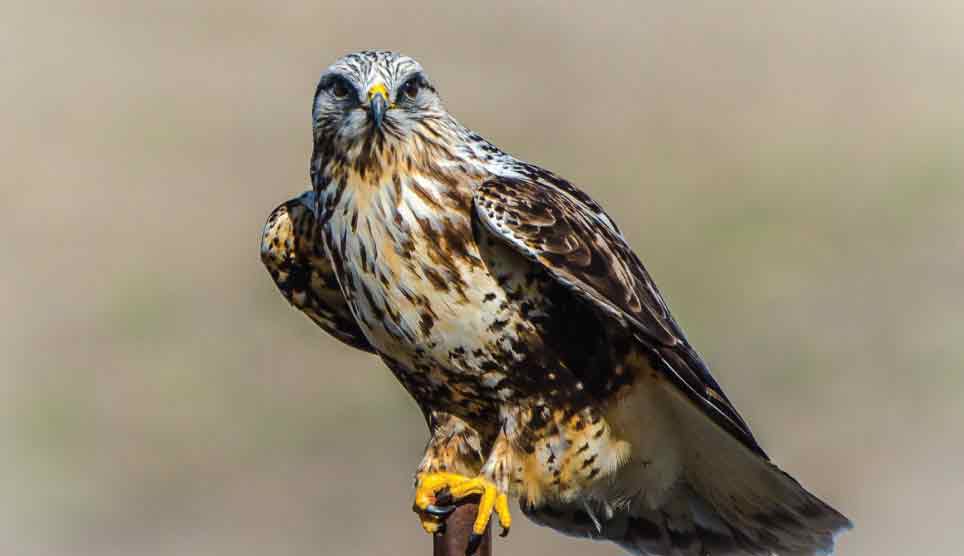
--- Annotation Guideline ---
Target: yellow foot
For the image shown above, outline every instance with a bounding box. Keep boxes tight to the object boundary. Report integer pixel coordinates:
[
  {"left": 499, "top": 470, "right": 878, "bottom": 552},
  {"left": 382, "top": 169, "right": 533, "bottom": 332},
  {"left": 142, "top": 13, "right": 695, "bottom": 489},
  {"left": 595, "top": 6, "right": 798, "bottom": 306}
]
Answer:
[{"left": 413, "top": 472, "right": 512, "bottom": 540}]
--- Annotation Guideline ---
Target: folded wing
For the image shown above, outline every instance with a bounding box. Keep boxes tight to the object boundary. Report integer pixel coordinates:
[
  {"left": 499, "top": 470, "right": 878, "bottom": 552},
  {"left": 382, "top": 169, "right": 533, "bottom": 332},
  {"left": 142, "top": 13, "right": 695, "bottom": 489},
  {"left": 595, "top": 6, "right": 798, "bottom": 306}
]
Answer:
[
  {"left": 473, "top": 175, "right": 764, "bottom": 457},
  {"left": 260, "top": 192, "right": 374, "bottom": 353}
]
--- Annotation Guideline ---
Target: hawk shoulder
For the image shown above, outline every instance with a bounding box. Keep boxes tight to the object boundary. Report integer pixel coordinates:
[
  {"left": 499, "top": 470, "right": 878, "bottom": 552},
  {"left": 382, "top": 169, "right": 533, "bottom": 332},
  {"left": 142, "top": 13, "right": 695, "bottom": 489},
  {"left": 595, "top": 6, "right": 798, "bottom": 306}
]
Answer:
[{"left": 260, "top": 192, "right": 374, "bottom": 353}]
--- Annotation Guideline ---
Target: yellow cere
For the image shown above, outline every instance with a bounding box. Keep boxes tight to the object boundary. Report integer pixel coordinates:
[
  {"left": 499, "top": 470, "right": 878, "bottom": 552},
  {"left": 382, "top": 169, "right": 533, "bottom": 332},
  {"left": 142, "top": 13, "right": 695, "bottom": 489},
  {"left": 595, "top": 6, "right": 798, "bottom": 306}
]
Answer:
[{"left": 367, "top": 83, "right": 395, "bottom": 107}]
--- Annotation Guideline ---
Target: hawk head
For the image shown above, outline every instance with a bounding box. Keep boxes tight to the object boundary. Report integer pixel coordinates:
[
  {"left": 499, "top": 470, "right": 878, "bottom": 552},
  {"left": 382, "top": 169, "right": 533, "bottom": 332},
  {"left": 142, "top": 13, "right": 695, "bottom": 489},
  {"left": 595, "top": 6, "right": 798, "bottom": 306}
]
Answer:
[{"left": 311, "top": 51, "right": 446, "bottom": 158}]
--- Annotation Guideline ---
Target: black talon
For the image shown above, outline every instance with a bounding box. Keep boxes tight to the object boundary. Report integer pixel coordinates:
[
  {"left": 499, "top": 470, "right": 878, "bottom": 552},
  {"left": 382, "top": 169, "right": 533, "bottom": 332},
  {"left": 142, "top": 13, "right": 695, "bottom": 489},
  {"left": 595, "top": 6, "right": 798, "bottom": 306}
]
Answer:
[
  {"left": 435, "top": 489, "right": 454, "bottom": 507},
  {"left": 499, "top": 526, "right": 510, "bottom": 538},
  {"left": 465, "top": 532, "right": 484, "bottom": 555},
  {"left": 424, "top": 504, "right": 457, "bottom": 517}
]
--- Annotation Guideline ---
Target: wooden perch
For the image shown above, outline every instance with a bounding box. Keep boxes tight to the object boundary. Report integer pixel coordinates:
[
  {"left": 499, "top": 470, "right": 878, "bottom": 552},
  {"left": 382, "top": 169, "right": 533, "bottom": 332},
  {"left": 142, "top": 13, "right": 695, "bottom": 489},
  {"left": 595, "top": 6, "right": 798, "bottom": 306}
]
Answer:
[{"left": 433, "top": 502, "right": 492, "bottom": 556}]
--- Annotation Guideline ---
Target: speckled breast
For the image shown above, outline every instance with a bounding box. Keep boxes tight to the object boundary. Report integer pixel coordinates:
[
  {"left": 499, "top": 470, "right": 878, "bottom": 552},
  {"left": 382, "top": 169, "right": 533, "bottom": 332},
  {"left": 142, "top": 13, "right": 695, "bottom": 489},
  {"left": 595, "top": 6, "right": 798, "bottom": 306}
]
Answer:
[{"left": 319, "top": 173, "right": 561, "bottom": 416}]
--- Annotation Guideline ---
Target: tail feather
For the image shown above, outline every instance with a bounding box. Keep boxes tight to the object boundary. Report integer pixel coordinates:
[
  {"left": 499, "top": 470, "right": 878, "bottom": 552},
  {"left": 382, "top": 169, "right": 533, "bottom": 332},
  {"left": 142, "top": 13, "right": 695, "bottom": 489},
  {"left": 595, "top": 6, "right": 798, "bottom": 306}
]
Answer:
[
  {"left": 521, "top": 377, "right": 852, "bottom": 555},
  {"left": 524, "top": 478, "right": 850, "bottom": 555},
  {"left": 522, "top": 489, "right": 767, "bottom": 555},
  {"left": 665, "top": 378, "right": 852, "bottom": 555}
]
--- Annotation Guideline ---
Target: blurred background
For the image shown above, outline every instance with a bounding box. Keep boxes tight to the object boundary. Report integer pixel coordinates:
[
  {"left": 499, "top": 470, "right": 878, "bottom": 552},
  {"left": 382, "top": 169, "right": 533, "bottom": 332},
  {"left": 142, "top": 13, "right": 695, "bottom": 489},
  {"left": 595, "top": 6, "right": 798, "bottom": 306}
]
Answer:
[{"left": 3, "top": 1, "right": 963, "bottom": 555}]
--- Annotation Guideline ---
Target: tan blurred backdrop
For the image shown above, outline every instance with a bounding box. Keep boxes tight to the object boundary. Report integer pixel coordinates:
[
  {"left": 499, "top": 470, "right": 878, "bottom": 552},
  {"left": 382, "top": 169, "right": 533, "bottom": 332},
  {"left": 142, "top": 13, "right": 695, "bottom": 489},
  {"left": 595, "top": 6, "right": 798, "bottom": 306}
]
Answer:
[{"left": 3, "top": 1, "right": 963, "bottom": 555}]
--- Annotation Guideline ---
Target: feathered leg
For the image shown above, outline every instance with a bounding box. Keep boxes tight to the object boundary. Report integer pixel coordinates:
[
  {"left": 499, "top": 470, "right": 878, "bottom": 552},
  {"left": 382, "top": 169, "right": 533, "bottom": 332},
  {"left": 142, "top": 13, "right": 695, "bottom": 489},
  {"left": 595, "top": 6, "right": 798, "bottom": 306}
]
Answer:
[
  {"left": 413, "top": 416, "right": 512, "bottom": 550},
  {"left": 411, "top": 412, "right": 492, "bottom": 534}
]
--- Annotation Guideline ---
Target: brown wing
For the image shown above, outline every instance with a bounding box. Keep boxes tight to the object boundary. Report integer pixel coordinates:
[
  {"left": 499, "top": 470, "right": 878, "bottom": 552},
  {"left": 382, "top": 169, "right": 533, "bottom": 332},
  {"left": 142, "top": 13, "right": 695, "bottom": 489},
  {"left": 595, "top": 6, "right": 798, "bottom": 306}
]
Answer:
[
  {"left": 473, "top": 175, "right": 765, "bottom": 457},
  {"left": 260, "top": 192, "right": 374, "bottom": 353}
]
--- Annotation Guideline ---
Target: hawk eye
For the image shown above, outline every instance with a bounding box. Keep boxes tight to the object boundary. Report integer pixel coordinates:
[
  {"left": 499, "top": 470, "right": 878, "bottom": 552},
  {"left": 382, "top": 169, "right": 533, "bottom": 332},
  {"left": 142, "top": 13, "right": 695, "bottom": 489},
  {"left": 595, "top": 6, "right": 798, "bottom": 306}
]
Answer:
[
  {"left": 402, "top": 78, "right": 420, "bottom": 100},
  {"left": 331, "top": 79, "right": 350, "bottom": 99}
]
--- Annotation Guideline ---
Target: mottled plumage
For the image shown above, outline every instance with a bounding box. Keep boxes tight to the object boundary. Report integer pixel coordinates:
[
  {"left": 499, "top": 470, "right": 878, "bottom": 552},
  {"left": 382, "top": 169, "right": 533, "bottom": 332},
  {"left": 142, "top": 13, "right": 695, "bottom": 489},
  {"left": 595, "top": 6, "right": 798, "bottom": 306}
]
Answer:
[
  {"left": 261, "top": 193, "right": 373, "bottom": 352},
  {"left": 261, "top": 50, "right": 851, "bottom": 555}
]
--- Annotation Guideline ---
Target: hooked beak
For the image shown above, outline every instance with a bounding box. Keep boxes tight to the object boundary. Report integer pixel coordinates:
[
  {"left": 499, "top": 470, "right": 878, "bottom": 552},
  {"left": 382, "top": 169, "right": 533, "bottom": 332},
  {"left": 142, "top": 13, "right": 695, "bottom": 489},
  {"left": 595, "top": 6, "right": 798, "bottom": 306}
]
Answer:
[{"left": 367, "top": 83, "right": 391, "bottom": 130}]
